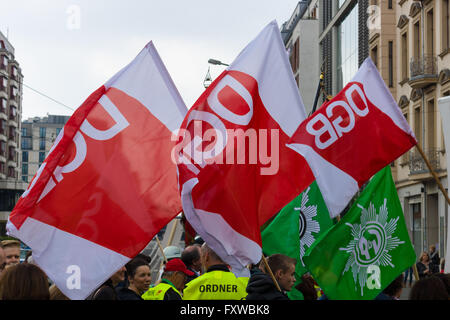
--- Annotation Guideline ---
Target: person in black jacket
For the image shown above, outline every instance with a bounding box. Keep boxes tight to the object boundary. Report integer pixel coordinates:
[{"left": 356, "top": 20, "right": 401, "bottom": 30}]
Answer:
[
  {"left": 246, "top": 254, "right": 296, "bottom": 300},
  {"left": 116, "top": 257, "right": 151, "bottom": 300},
  {"left": 87, "top": 265, "right": 126, "bottom": 300}
]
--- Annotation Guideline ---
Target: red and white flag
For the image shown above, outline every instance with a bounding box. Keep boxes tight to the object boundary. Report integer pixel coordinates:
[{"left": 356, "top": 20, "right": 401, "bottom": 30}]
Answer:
[
  {"left": 288, "top": 58, "right": 417, "bottom": 218},
  {"left": 7, "top": 42, "right": 187, "bottom": 299},
  {"left": 176, "top": 21, "right": 314, "bottom": 275}
]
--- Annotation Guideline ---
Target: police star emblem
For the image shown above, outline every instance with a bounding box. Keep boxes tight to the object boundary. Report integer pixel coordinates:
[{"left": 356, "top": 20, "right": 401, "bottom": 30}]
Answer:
[
  {"left": 339, "top": 199, "right": 405, "bottom": 295},
  {"left": 296, "top": 186, "right": 320, "bottom": 267}
]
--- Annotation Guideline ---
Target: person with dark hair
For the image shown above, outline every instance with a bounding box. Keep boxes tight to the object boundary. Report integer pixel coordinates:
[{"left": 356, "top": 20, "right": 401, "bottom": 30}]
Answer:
[
  {"left": 181, "top": 245, "right": 202, "bottom": 283},
  {"left": 433, "top": 273, "right": 450, "bottom": 296},
  {"left": 87, "top": 265, "right": 126, "bottom": 300},
  {"left": 0, "top": 263, "right": 50, "bottom": 300},
  {"left": 376, "top": 274, "right": 404, "bottom": 300},
  {"left": 429, "top": 245, "right": 440, "bottom": 274},
  {"left": 409, "top": 275, "right": 448, "bottom": 300},
  {"left": 246, "top": 254, "right": 296, "bottom": 300},
  {"left": 142, "top": 258, "right": 193, "bottom": 300},
  {"left": 116, "top": 258, "right": 151, "bottom": 300},
  {"left": 183, "top": 243, "right": 247, "bottom": 300}
]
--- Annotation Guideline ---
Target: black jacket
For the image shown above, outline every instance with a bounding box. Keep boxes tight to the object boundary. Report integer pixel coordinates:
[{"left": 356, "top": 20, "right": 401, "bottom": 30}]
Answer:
[
  {"left": 245, "top": 271, "right": 290, "bottom": 301},
  {"left": 115, "top": 287, "right": 143, "bottom": 300}
]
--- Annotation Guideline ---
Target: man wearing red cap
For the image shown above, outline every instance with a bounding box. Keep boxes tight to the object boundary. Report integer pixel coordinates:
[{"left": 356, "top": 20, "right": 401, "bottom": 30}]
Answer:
[{"left": 142, "top": 258, "right": 194, "bottom": 300}]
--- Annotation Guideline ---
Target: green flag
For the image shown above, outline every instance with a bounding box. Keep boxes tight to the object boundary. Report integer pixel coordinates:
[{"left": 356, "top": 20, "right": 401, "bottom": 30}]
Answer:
[
  {"left": 262, "top": 181, "right": 334, "bottom": 300},
  {"left": 303, "top": 166, "right": 416, "bottom": 300}
]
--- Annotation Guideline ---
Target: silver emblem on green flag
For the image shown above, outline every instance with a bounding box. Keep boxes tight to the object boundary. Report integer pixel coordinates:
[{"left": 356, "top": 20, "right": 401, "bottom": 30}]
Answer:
[
  {"left": 339, "top": 199, "right": 406, "bottom": 296},
  {"left": 303, "top": 166, "right": 416, "bottom": 300},
  {"left": 297, "top": 186, "right": 321, "bottom": 267},
  {"left": 262, "top": 181, "right": 334, "bottom": 299}
]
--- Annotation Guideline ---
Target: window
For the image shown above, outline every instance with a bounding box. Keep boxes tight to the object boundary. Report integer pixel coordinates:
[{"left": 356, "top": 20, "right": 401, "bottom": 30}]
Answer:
[
  {"left": 0, "top": 98, "right": 6, "bottom": 113},
  {"left": 10, "top": 86, "right": 18, "bottom": 99},
  {"left": 443, "top": 0, "right": 450, "bottom": 51},
  {"left": 39, "top": 127, "right": 46, "bottom": 138},
  {"left": 371, "top": 45, "right": 378, "bottom": 68},
  {"left": 39, "top": 139, "right": 46, "bottom": 150},
  {"left": 22, "top": 175, "right": 28, "bottom": 183},
  {"left": 388, "top": 0, "right": 392, "bottom": 9},
  {"left": 22, "top": 163, "right": 28, "bottom": 175},
  {"left": 7, "top": 166, "right": 15, "bottom": 178},
  {"left": 0, "top": 77, "right": 6, "bottom": 91},
  {"left": 0, "top": 140, "right": 5, "bottom": 156},
  {"left": 9, "top": 126, "right": 15, "bottom": 140},
  {"left": 388, "top": 41, "right": 394, "bottom": 87},
  {"left": 401, "top": 31, "right": 408, "bottom": 81},
  {"left": 21, "top": 127, "right": 28, "bottom": 137},
  {"left": 39, "top": 151, "right": 46, "bottom": 163},
  {"left": 22, "top": 151, "right": 28, "bottom": 163},
  {"left": 11, "top": 66, "right": 17, "bottom": 80},
  {"left": 412, "top": 202, "right": 422, "bottom": 257},
  {"left": 414, "top": 105, "right": 422, "bottom": 147},
  {"left": 0, "top": 161, "right": 4, "bottom": 174},
  {"left": 21, "top": 137, "right": 31, "bottom": 150},
  {"left": 337, "top": 3, "right": 359, "bottom": 90},
  {"left": 413, "top": 21, "right": 421, "bottom": 58},
  {"left": 0, "top": 119, "right": 5, "bottom": 135},
  {"left": 8, "top": 146, "right": 15, "bottom": 161},
  {"left": 289, "top": 38, "right": 300, "bottom": 73},
  {"left": 0, "top": 55, "right": 6, "bottom": 70},
  {"left": 426, "top": 9, "right": 434, "bottom": 55},
  {"left": 9, "top": 105, "right": 16, "bottom": 121}
]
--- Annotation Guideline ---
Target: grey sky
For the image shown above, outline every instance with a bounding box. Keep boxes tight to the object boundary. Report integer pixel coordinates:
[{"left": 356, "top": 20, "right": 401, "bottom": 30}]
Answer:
[{"left": 1, "top": 1, "right": 301, "bottom": 120}]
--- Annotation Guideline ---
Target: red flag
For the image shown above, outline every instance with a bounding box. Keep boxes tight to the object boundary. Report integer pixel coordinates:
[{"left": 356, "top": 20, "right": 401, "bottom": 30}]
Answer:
[
  {"left": 288, "top": 58, "right": 417, "bottom": 218},
  {"left": 176, "top": 21, "right": 314, "bottom": 275},
  {"left": 7, "top": 42, "right": 187, "bottom": 299}
]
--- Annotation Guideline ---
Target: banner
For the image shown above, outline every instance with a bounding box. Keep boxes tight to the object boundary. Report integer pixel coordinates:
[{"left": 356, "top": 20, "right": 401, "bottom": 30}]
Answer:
[
  {"left": 288, "top": 58, "right": 417, "bottom": 218},
  {"left": 303, "top": 167, "right": 416, "bottom": 300},
  {"left": 262, "top": 180, "right": 334, "bottom": 299},
  {"left": 7, "top": 42, "right": 187, "bottom": 299},
  {"left": 176, "top": 21, "right": 314, "bottom": 275}
]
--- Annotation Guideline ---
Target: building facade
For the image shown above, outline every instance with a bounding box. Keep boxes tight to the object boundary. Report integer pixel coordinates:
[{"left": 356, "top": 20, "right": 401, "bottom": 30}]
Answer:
[
  {"left": 21, "top": 115, "right": 70, "bottom": 184},
  {"left": 0, "top": 31, "right": 27, "bottom": 236},
  {"left": 282, "top": 0, "right": 321, "bottom": 115},
  {"left": 394, "top": 0, "right": 448, "bottom": 259}
]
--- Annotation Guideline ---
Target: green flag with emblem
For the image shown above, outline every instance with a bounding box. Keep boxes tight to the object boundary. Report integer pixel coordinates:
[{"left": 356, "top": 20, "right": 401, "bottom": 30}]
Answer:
[
  {"left": 262, "top": 181, "right": 334, "bottom": 300},
  {"left": 303, "top": 166, "right": 416, "bottom": 300}
]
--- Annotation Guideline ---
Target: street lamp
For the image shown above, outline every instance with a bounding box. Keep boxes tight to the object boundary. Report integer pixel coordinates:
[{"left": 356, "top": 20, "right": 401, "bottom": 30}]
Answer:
[
  {"left": 203, "top": 58, "right": 230, "bottom": 88},
  {"left": 208, "top": 58, "right": 230, "bottom": 67}
]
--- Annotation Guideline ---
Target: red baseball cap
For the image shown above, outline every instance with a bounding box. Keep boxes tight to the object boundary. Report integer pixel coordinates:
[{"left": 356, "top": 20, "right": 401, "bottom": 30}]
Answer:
[{"left": 164, "top": 258, "right": 194, "bottom": 276}]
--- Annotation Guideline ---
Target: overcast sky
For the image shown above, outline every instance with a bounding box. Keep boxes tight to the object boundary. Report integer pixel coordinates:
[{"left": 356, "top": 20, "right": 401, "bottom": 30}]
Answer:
[{"left": 0, "top": 0, "right": 301, "bottom": 120}]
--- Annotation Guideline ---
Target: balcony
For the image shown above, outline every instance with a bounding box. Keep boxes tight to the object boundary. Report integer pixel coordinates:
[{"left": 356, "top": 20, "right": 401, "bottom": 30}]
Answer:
[
  {"left": 408, "top": 148, "right": 443, "bottom": 179},
  {"left": 408, "top": 55, "right": 439, "bottom": 89}
]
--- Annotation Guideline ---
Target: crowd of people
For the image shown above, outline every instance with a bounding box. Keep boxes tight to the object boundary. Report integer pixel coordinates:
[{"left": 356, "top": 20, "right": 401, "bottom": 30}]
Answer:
[{"left": 0, "top": 238, "right": 449, "bottom": 300}]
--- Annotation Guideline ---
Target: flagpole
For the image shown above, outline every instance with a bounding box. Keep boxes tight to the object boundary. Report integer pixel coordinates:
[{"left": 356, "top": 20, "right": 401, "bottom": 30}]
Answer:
[
  {"left": 155, "top": 236, "right": 168, "bottom": 263},
  {"left": 414, "top": 144, "right": 450, "bottom": 206},
  {"left": 261, "top": 255, "right": 282, "bottom": 292},
  {"left": 412, "top": 263, "right": 420, "bottom": 282}
]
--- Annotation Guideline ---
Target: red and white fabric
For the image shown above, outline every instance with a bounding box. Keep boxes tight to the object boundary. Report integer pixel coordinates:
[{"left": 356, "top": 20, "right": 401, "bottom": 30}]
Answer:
[
  {"left": 176, "top": 21, "right": 314, "bottom": 275},
  {"left": 7, "top": 42, "right": 187, "bottom": 300},
  {"left": 288, "top": 58, "right": 417, "bottom": 218}
]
